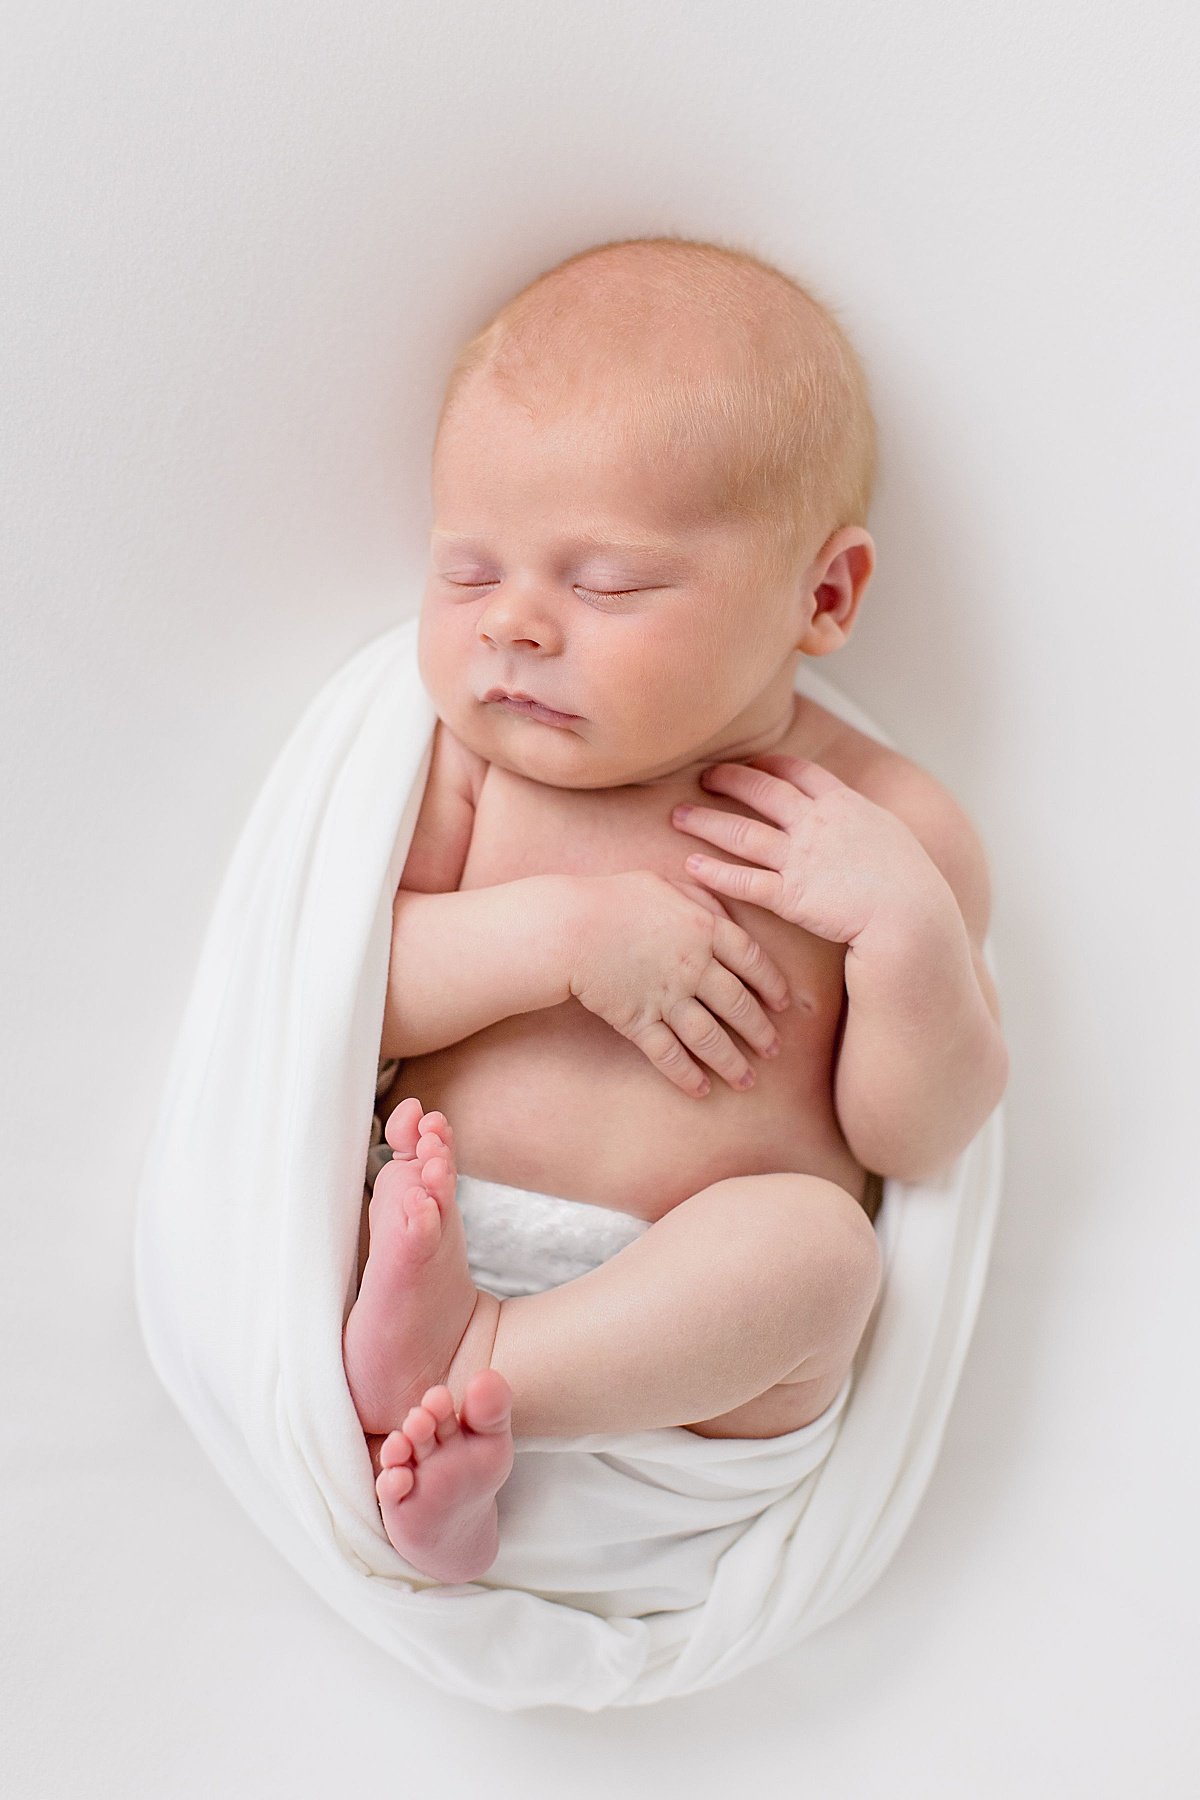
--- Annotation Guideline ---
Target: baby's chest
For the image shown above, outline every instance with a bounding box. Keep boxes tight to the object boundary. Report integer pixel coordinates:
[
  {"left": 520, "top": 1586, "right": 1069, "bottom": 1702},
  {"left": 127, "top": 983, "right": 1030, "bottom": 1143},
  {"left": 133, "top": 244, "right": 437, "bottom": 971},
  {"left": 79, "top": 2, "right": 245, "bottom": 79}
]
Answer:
[
  {"left": 461, "top": 766, "right": 847, "bottom": 1020},
  {"left": 463, "top": 767, "right": 692, "bottom": 884}
]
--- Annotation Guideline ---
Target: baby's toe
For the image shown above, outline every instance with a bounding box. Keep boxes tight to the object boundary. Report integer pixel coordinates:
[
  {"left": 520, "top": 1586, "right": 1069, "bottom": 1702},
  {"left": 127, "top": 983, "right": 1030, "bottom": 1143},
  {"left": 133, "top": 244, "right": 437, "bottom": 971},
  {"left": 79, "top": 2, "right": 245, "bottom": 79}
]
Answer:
[
  {"left": 379, "top": 1428, "right": 415, "bottom": 1470},
  {"left": 417, "top": 1384, "right": 456, "bottom": 1424},
  {"left": 376, "top": 1464, "right": 415, "bottom": 1506},
  {"left": 418, "top": 1385, "right": 461, "bottom": 1443},
  {"left": 400, "top": 1183, "right": 442, "bottom": 1248},
  {"left": 416, "top": 1126, "right": 457, "bottom": 1195},
  {"left": 384, "top": 1096, "right": 424, "bottom": 1156},
  {"left": 418, "top": 1111, "right": 454, "bottom": 1157},
  {"left": 420, "top": 1157, "right": 453, "bottom": 1204},
  {"left": 460, "top": 1369, "right": 514, "bottom": 1435},
  {"left": 401, "top": 1404, "right": 440, "bottom": 1461}
]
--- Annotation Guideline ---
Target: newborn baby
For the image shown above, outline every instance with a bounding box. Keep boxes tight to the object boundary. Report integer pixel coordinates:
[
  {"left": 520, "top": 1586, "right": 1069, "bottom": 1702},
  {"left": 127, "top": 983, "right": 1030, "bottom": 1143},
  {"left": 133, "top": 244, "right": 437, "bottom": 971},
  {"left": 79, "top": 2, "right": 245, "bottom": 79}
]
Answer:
[{"left": 342, "top": 235, "right": 1009, "bottom": 1584}]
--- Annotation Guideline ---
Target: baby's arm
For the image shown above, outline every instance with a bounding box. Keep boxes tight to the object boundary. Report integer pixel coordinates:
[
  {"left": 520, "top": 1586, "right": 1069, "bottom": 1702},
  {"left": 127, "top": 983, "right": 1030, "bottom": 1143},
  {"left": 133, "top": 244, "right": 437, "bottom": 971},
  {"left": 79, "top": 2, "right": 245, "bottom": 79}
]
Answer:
[
  {"left": 834, "top": 772, "right": 1009, "bottom": 1185},
  {"left": 669, "top": 749, "right": 1007, "bottom": 1187},
  {"left": 382, "top": 720, "right": 788, "bottom": 1079},
  {"left": 380, "top": 877, "right": 577, "bottom": 1058},
  {"left": 379, "top": 718, "right": 578, "bottom": 1058},
  {"left": 383, "top": 867, "right": 789, "bottom": 1087}
]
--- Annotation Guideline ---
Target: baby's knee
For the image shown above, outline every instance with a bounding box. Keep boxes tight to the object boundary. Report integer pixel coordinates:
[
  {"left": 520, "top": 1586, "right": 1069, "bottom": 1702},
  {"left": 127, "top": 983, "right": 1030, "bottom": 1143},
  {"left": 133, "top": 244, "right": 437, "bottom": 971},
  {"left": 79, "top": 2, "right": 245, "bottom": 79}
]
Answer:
[
  {"left": 674, "top": 1170, "right": 881, "bottom": 1341},
  {"left": 789, "top": 1175, "right": 880, "bottom": 1305},
  {"left": 686, "top": 1171, "right": 882, "bottom": 1414},
  {"left": 717, "top": 1170, "right": 882, "bottom": 1321},
  {"left": 748, "top": 1176, "right": 882, "bottom": 1392},
  {"left": 709, "top": 1168, "right": 874, "bottom": 1249}
]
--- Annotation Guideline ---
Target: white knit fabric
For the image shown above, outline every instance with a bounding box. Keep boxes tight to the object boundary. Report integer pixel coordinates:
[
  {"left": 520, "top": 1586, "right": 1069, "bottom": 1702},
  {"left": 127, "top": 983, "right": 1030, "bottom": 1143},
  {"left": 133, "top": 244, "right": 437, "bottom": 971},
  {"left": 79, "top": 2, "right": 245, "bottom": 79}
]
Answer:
[
  {"left": 439, "top": 1171, "right": 653, "bottom": 1300},
  {"left": 133, "top": 613, "right": 1005, "bottom": 1711}
]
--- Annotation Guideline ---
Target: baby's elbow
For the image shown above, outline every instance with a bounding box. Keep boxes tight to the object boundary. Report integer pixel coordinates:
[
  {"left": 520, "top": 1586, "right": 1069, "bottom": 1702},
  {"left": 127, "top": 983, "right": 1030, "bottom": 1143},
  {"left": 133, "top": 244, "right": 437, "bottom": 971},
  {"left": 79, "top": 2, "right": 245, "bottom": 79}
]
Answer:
[{"left": 873, "top": 1058, "right": 1009, "bottom": 1187}]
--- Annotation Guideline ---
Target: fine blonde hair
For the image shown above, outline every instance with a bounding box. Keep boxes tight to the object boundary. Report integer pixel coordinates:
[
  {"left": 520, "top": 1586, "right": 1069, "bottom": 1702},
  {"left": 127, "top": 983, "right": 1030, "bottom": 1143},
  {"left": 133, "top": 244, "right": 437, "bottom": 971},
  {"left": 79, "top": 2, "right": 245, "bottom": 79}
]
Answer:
[{"left": 435, "top": 234, "right": 877, "bottom": 586}]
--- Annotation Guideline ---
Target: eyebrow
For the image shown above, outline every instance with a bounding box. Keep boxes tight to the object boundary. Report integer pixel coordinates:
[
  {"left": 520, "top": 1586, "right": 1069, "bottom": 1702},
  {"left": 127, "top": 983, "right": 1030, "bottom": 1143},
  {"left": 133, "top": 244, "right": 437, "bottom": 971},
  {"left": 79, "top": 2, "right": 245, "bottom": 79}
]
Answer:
[{"left": 432, "top": 529, "right": 682, "bottom": 557}]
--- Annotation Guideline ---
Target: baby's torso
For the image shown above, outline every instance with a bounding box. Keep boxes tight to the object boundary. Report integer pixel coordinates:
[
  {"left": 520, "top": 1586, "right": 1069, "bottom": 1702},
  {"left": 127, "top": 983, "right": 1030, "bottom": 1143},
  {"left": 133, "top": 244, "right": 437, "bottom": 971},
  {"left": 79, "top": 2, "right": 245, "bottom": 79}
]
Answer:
[{"left": 382, "top": 696, "right": 888, "bottom": 1223}]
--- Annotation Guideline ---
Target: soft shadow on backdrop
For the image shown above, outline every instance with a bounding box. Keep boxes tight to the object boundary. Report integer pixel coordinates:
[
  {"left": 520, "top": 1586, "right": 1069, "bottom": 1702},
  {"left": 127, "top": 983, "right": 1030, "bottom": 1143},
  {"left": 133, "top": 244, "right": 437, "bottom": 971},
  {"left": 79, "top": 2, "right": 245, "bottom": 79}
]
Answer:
[{"left": 2, "top": 2, "right": 1196, "bottom": 1795}]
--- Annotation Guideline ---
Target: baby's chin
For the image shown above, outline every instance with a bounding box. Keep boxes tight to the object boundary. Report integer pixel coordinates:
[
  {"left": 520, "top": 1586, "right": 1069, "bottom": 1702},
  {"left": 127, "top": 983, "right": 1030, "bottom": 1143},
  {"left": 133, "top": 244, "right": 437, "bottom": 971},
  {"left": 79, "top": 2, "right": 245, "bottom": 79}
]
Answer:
[{"left": 461, "top": 709, "right": 695, "bottom": 791}]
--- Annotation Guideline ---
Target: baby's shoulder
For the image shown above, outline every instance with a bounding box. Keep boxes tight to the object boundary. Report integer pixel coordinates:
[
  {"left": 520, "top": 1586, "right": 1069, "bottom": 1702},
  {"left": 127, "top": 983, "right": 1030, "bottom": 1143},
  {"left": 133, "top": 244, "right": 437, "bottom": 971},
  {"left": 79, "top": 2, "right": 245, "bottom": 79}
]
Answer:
[
  {"left": 795, "top": 697, "right": 993, "bottom": 924},
  {"left": 786, "top": 694, "right": 906, "bottom": 797},
  {"left": 399, "top": 717, "right": 486, "bottom": 894},
  {"left": 812, "top": 709, "right": 922, "bottom": 801}
]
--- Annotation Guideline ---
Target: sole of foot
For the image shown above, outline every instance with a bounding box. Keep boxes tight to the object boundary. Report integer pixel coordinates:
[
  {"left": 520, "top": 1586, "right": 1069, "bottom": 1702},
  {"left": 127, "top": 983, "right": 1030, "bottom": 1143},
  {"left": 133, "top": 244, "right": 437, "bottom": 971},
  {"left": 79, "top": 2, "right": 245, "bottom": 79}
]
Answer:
[
  {"left": 344, "top": 1096, "right": 515, "bottom": 1579},
  {"left": 376, "top": 1369, "right": 515, "bottom": 1583},
  {"left": 343, "top": 1096, "right": 485, "bottom": 1432}
]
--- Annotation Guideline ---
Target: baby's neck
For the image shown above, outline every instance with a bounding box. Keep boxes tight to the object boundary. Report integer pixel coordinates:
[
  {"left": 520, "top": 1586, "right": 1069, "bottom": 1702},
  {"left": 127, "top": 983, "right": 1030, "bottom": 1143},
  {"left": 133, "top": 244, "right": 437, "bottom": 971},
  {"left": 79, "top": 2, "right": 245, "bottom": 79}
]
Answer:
[{"left": 630, "top": 691, "right": 801, "bottom": 792}]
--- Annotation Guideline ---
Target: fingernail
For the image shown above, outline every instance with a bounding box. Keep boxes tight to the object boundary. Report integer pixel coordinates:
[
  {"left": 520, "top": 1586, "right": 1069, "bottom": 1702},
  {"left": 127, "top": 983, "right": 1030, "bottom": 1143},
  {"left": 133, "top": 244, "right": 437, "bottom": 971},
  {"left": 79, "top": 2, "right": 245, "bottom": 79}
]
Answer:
[{"left": 765, "top": 1040, "right": 780, "bottom": 1057}]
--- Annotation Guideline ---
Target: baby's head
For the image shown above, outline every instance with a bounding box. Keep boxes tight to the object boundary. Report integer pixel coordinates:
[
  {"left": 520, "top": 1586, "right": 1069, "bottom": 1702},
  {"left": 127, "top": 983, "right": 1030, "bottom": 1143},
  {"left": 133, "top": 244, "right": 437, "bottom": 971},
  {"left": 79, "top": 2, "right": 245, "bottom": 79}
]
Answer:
[{"left": 418, "top": 235, "right": 877, "bottom": 789}]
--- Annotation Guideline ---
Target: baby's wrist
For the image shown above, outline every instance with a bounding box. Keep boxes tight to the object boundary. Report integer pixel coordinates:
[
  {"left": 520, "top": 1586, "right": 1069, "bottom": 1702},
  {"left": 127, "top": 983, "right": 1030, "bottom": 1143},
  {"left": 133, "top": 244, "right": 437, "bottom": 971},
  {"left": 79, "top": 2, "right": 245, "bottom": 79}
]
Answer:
[
  {"left": 846, "top": 888, "right": 973, "bottom": 1016},
  {"left": 537, "top": 873, "right": 594, "bottom": 1005}
]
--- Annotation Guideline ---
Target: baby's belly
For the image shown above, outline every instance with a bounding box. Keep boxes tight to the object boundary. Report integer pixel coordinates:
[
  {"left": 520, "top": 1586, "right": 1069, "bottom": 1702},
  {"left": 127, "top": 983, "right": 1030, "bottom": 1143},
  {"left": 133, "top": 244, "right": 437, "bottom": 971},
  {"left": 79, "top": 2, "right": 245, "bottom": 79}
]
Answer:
[{"left": 383, "top": 1000, "right": 869, "bottom": 1223}]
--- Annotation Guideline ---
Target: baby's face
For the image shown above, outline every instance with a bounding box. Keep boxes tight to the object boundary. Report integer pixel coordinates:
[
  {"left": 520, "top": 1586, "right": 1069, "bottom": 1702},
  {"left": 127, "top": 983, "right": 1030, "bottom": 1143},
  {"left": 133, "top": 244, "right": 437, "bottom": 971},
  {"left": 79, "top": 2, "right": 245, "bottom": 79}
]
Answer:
[{"left": 418, "top": 380, "right": 808, "bottom": 790}]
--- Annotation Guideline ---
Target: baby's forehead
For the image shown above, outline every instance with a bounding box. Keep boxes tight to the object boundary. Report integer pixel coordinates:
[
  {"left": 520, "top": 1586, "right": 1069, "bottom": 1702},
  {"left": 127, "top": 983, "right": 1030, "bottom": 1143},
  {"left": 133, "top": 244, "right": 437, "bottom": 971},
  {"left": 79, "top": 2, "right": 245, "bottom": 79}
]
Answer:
[
  {"left": 444, "top": 379, "right": 734, "bottom": 478},
  {"left": 432, "top": 514, "right": 771, "bottom": 581}
]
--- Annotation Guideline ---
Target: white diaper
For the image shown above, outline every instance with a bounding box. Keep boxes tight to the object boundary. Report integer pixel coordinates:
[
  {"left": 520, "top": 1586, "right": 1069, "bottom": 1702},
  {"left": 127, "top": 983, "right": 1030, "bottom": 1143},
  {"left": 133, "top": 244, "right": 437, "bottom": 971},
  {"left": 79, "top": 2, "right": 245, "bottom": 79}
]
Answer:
[
  {"left": 369, "top": 1160, "right": 649, "bottom": 1299},
  {"left": 451, "top": 1171, "right": 651, "bottom": 1297}
]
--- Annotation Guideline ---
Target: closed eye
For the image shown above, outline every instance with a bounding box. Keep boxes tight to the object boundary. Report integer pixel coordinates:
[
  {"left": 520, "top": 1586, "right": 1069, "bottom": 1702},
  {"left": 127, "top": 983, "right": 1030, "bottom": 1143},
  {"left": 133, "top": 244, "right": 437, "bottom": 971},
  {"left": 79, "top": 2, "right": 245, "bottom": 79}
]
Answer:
[{"left": 441, "top": 578, "right": 640, "bottom": 601}]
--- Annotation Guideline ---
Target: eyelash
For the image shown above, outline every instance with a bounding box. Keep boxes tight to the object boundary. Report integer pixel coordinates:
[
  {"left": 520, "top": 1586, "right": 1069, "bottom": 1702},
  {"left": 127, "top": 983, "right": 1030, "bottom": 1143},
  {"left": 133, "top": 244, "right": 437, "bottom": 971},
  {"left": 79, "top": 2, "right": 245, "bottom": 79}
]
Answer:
[{"left": 446, "top": 580, "right": 637, "bottom": 602}]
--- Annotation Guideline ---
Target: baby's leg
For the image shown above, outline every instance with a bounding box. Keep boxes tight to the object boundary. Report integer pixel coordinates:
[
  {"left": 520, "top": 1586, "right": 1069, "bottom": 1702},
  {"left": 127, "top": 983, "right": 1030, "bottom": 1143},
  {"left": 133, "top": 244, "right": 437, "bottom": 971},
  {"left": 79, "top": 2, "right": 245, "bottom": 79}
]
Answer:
[
  {"left": 347, "top": 1101, "right": 880, "bottom": 1579},
  {"left": 471, "top": 1169, "right": 882, "bottom": 1439},
  {"left": 350, "top": 1103, "right": 880, "bottom": 1440}
]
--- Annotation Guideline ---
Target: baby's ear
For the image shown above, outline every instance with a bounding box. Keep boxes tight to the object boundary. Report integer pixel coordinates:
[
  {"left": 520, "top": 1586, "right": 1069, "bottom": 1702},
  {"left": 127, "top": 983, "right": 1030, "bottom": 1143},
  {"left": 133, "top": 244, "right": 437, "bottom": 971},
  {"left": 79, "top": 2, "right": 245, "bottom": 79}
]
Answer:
[{"left": 799, "top": 529, "right": 874, "bottom": 654}]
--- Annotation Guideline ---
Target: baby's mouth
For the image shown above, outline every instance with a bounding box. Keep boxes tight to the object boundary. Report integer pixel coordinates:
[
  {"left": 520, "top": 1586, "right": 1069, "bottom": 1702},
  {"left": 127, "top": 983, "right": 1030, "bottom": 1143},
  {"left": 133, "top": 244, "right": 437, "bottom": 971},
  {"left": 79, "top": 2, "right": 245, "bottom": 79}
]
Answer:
[{"left": 484, "top": 690, "right": 581, "bottom": 726}]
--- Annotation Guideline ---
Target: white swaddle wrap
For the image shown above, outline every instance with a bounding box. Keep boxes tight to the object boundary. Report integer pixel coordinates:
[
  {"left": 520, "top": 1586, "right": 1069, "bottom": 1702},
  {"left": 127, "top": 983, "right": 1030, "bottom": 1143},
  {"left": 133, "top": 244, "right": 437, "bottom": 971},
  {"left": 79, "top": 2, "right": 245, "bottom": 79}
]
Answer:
[{"left": 133, "top": 612, "right": 1005, "bottom": 1712}]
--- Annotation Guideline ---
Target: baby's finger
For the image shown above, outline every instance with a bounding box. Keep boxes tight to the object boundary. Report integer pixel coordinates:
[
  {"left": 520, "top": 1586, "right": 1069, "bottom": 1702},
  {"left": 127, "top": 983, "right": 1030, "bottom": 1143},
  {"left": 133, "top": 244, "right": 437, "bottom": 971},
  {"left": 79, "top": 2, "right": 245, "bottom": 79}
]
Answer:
[
  {"left": 672, "top": 802, "right": 789, "bottom": 870},
  {"left": 693, "top": 960, "right": 783, "bottom": 1065},
  {"left": 712, "top": 917, "right": 792, "bottom": 1013},
  {"left": 666, "top": 995, "right": 760, "bottom": 1092},
  {"left": 695, "top": 760, "right": 804, "bottom": 824},
  {"left": 743, "top": 753, "right": 845, "bottom": 800},
  {"left": 627, "top": 1017, "right": 713, "bottom": 1098},
  {"left": 683, "top": 851, "right": 782, "bottom": 910}
]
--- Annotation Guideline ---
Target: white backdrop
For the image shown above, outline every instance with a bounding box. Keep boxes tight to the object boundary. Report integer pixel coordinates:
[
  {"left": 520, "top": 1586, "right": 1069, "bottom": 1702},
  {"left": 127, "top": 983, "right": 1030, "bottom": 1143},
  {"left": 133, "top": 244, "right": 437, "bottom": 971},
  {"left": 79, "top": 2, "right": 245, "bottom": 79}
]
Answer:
[{"left": 3, "top": 2, "right": 1197, "bottom": 1794}]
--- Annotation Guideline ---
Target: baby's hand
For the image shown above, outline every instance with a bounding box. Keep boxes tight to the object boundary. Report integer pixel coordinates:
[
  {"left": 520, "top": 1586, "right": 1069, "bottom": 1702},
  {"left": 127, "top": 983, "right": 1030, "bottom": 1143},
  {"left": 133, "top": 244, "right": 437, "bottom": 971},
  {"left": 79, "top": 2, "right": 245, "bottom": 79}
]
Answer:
[
  {"left": 670, "top": 753, "right": 945, "bottom": 948},
  {"left": 565, "top": 869, "right": 792, "bottom": 1098}
]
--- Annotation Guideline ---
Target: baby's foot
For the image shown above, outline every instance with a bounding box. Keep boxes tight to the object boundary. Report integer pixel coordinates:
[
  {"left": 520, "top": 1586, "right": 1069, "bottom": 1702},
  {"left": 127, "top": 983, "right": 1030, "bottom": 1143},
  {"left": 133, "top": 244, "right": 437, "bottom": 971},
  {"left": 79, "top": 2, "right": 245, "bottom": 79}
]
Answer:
[
  {"left": 375, "top": 1372, "right": 515, "bottom": 1582},
  {"left": 343, "top": 1097, "right": 505, "bottom": 1435}
]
